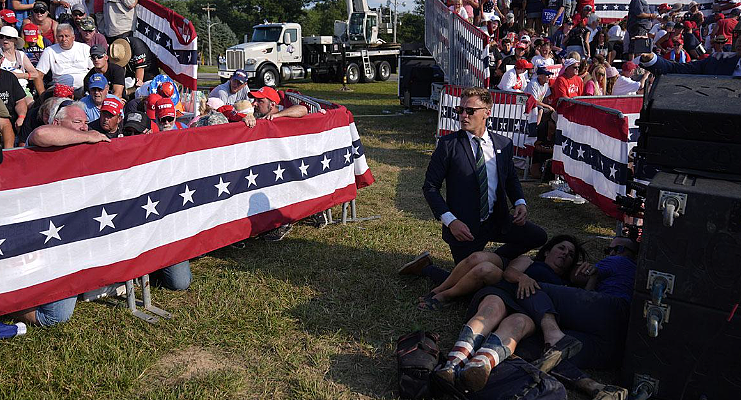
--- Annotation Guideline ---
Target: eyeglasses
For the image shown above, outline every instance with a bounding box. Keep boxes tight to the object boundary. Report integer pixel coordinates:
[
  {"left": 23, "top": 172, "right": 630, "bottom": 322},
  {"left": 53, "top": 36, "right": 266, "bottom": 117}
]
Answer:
[
  {"left": 91, "top": 54, "right": 105, "bottom": 60},
  {"left": 453, "top": 106, "right": 488, "bottom": 115},
  {"left": 604, "top": 245, "right": 626, "bottom": 255},
  {"left": 159, "top": 116, "right": 175, "bottom": 123},
  {"left": 72, "top": 11, "right": 85, "bottom": 16},
  {"left": 33, "top": 9, "right": 47, "bottom": 14}
]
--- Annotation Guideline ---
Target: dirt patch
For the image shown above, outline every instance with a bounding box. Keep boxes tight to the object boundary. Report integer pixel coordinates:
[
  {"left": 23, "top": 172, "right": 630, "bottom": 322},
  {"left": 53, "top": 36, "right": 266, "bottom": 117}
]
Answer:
[{"left": 145, "top": 346, "right": 243, "bottom": 385}]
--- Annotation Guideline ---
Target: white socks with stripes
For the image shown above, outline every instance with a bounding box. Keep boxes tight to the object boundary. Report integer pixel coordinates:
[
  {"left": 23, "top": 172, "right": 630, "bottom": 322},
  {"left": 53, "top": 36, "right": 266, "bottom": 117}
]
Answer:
[{"left": 460, "top": 333, "right": 511, "bottom": 391}]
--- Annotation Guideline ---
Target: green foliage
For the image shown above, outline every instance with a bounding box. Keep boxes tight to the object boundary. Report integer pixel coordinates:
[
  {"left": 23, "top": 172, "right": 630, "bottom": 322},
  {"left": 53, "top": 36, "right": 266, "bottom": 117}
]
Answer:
[
  {"left": 300, "top": 0, "right": 347, "bottom": 37},
  {"left": 396, "top": 12, "right": 425, "bottom": 43},
  {"left": 196, "top": 15, "right": 238, "bottom": 64}
]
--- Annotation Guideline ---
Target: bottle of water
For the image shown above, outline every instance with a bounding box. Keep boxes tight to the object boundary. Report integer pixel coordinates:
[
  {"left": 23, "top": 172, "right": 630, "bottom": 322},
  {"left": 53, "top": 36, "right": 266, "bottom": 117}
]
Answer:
[{"left": 0, "top": 322, "right": 27, "bottom": 339}]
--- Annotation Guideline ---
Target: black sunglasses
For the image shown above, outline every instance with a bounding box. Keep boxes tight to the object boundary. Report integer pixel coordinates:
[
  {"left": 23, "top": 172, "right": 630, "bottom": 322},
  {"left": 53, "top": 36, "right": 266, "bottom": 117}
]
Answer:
[
  {"left": 453, "top": 106, "right": 488, "bottom": 115},
  {"left": 604, "top": 245, "right": 626, "bottom": 255},
  {"left": 159, "top": 116, "right": 175, "bottom": 123},
  {"left": 90, "top": 54, "right": 105, "bottom": 60},
  {"left": 72, "top": 11, "right": 85, "bottom": 16},
  {"left": 0, "top": 35, "right": 11, "bottom": 40},
  {"left": 33, "top": 8, "right": 47, "bottom": 13}
]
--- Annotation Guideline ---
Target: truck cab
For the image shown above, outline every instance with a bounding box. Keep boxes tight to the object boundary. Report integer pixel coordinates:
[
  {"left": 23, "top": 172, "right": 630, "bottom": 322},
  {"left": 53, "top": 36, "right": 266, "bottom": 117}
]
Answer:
[{"left": 220, "top": 23, "right": 303, "bottom": 87}]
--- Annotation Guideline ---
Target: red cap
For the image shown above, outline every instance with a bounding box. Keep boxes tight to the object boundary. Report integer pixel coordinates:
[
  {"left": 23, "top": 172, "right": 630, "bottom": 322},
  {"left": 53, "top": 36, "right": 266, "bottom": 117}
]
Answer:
[
  {"left": 715, "top": 13, "right": 724, "bottom": 20},
  {"left": 515, "top": 59, "right": 534, "bottom": 69},
  {"left": 217, "top": 104, "right": 243, "bottom": 122},
  {"left": 101, "top": 98, "right": 123, "bottom": 116},
  {"left": 158, "top": 81, "right": 175, "bottom": 98},
  {"left": 146, "top": 93, "right": 163, "bottom": 119},
  {"left": 249, "top": 86, "right": 280, "bottom": 103},
  {"left": 682, "top": 21, "right": 693, "bottom": 30},
  {"left": 622, "top": 61, "right": 638, "bottom": 72},
  {"left": 0, "top": 9, "right": 18, "bottom": 24},
  {"left": 658, "top": 3, "right": 670, "bottom": 11},
  {"left": 53, "top": 84, "right": 75, "bottom": 99},
  {"left": 22, "top": 23, "right": 40, "bottom": 42},
  {"left": 155, "top": 98, "right": 176, "bottom": 119}
]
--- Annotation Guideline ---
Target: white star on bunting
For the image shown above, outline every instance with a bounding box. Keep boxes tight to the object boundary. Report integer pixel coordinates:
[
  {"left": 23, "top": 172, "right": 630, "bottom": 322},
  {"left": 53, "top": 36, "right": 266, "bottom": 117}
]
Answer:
[
  {"left": 273, "top": 164, "right": 286, "bottom": 181},
  {"left": 142, "top": 196, "right": 160, "bottom": 218},
  {"left": 321, "top": 155, "right": 331, "bottom": 170},
  {"left": 40, "top": 221, "right": 64, "bottom": 244},
  {"left": 0, "top": 238, "right": 5, "bottom": 256},
  {"left": 352, "top": 145, "right": 360, "bottom": 155},
  {"left": 344, "top": 150, "right": 352, "bottom": 164},
  {"left": 299, "top": 160, "right": 310, "bottom": 176},
  {"left": 215, "top": 177, "right": 231, "bottom": 196},
  {"left": 93, "top": 208, "right": 117, "bottom": 231},
  {"left": 577, "top": 146, "right": 585, "bottom": 159},
  {"left": 180, "top": 184, "right": 196, "bottom": 205},
  {"left": 246, "top": 169, "right": 258, "bottom": 187},
  {"left": 609, "top": 164, "right": 617, "bottom": 179}
]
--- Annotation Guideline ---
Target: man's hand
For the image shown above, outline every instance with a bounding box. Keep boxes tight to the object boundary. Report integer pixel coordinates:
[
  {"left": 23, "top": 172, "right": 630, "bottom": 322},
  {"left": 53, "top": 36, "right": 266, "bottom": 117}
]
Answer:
[
  {"left": 87, "top": 131, "right": 111, "bottom": 143},
  {"left": 242, "top": 114, "right": 256, "bottom": 128},
  {"left": 15, "top": 116, "right": 25, "bottom": 129},
  {"left": 512, "top": 204, "right": 528, "bottom": 226},
  {"left": 449, "top": 219, "right": 474, "bottom": 241},
  {"left": 543, "top": 104, "right": 555, "bottom": 112},
  {"left": 264, "top": 113, "right": 275, "bottom": 121}
]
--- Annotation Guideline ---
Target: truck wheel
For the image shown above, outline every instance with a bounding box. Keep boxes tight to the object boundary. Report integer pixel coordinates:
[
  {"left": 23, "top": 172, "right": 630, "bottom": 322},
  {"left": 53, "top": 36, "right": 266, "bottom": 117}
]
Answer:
[
  {"left": 259, "top": 66, "right": 279, "bottom": 87},
  {"left": 360, "top": 63, "right": 376, "bottom": 83},
  {"left": 375, "top": 61, "right": 391, "bottom": 81},
  {"left": 346, "top": 63, "right": 360, "bottom": 84}
]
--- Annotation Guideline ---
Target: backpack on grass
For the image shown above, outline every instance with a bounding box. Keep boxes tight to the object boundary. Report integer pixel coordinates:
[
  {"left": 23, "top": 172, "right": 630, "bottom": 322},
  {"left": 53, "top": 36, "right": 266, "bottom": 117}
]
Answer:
[
  {"left": 430, "top": 355, "right": 567, "bottom": 400},
  {"left": 396, "top": 330, "right": 441, "bottom": 399}
]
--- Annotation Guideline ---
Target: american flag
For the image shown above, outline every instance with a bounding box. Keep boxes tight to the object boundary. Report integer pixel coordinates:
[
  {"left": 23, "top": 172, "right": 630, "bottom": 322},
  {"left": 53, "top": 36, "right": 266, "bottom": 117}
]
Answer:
[
  {"left": 0, "top": 108, "right": 374, "bottom": 315},
  {"left": 594, "top": 0, "right": 714, "bottom": 22},
  {"left": 551, "top": 96, "right": 642, "bottom": 219},
  {"left": 134, "top": 0, "right": 198, "bottom": 90},
  {"left": 437, "top": 85, "right": 536, "bottom": 151}
]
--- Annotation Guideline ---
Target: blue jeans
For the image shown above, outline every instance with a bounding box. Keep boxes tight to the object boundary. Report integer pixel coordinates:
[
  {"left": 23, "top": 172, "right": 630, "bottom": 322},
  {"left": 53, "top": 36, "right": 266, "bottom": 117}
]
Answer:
[
  {"left": 36, "top": 296, "right": 77, "bottom": 327},
  {"left": 35, "top": 260, "right": 191, "bottom": 327},
  {"left": 149, "top": 260, "right": 192, "bottom": 291}
]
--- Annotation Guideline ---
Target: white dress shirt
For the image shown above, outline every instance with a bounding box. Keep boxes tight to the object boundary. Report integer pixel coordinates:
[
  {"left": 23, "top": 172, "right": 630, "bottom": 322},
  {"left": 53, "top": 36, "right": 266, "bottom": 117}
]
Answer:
[{"left": 440, "top": 132, "right": 526, "bottom": 226}]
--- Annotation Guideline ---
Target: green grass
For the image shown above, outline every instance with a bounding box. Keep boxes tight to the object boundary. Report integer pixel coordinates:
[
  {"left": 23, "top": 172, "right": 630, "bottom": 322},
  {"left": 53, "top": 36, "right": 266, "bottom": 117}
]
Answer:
[{"left": 1, "top": 80, "right": 617, "bottom": 399}]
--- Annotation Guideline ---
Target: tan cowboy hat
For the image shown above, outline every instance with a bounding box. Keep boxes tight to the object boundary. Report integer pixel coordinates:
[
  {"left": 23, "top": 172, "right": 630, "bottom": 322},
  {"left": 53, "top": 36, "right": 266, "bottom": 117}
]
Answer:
[{"left": 109, "top": 38, "right": 132, "bottom": 67}]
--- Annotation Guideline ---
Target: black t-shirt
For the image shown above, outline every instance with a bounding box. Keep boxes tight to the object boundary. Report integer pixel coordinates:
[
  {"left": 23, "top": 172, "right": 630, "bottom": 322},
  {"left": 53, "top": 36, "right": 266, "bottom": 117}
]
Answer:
[
  {"left": 565, "top": 26, "right": 588, "bottom": 47},
  {"left": 682, "top": 31, "right": 701, "bottom": 51},
  {"left": 0, "top": 70, "right": 27, "bottom": 122},
  {"left": 501, "top": 22, "right": 521, "bottom": 38},
  {"left": 83, "top": 62, "right": 126, "bottom": 94},
  {"left": 19, "top": 106, "right": 43, "bottom": 145},
  {"left": 125, "top": 36, "right": 160, "bottom": 82},
  {"left": 89, "top": 118, "right": 123, "bottom": 138}
]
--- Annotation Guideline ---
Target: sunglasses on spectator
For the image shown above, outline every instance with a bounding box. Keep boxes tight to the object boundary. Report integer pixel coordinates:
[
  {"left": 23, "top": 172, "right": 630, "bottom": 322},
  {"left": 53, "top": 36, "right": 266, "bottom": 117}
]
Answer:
[
  {"left": 604, "top": 245, "right": 627, "bottom": 255},
  {"left": 91, "top": 54, "right": 105, "bottom": 60},
  {"left": 0, "top": 35, "right": 12, "bottom": 40},
  {"left": 453, "top": 106, "right": 488, "bottom": 115},
  {"left": 159, "top": 116, "right": 175, "bottom": 123},
  {"left": 72, "top": 11, "right": 85, "bottom": 16},
  {"left": 33, "top": 9, "right": 47, "bottom": 13}
]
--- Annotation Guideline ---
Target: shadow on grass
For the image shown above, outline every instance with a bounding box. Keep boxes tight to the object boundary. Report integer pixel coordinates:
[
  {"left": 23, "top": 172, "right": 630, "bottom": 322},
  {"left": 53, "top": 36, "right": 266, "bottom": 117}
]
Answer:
[{"left": 207, "top": 237, "right": 466, "bottom": 398}]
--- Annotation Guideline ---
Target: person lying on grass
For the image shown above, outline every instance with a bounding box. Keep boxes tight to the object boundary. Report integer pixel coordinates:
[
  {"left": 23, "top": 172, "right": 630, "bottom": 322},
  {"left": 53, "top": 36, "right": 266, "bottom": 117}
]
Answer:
[{"left": 417, "top": 234, "right": 586, "bottom": 310}]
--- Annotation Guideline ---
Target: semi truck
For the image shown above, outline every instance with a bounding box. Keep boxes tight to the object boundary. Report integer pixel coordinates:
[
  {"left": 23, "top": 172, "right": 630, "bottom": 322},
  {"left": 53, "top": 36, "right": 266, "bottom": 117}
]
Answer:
[{"left": 218, "top": 0, "right": 400, "bottom": 86}]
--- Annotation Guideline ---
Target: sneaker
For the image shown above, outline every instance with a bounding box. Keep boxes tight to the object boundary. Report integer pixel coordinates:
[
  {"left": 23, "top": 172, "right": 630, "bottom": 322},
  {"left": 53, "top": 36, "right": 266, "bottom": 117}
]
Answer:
[
  {"left": 262, "top": 224, "right": 293, "bottom": 241},
  {"left": 304, "top": 211, "right": 328, "bottom": 228},
  {"left": 398, "top": 251, "right": 431, "bottom": 276},
  {"left": 80, "top": 283, "right": 126, "bottom": 302}
]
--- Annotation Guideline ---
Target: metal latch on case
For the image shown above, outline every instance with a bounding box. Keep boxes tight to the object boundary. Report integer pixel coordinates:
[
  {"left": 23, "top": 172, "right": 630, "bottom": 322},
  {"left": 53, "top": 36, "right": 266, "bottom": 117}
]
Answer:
[{"left": 659, "top": 190, "right": 688, "bottom": 227}]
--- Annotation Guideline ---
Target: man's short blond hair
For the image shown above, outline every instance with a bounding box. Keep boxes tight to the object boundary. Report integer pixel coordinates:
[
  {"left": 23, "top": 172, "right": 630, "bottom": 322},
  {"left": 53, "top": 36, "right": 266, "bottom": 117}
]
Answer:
[{"left": 461, "top": 87, "right": 493, "bottom": 107}]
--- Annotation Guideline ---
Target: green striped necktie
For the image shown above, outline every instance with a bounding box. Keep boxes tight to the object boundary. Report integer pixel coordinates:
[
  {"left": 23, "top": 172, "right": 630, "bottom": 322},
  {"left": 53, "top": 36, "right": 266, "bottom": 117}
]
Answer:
[{"left": 473, "top": 136, "right": 489, "bottom": 221}]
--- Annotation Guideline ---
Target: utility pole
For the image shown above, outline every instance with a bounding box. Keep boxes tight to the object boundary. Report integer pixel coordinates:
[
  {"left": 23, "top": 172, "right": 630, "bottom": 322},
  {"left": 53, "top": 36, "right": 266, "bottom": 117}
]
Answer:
[
  {"left": 391, "top": 0, "right": 405, "bottom": 43},
  {"left": 202, "top": 4, "right": 217, "bottom": 65}
]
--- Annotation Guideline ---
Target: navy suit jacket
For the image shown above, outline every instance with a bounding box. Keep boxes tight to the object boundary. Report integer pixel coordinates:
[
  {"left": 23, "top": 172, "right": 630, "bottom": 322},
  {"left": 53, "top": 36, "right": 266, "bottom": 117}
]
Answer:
[
  {"left": 645, "top": 52, "right": 741, "bottom": 76},
  {"left": 422, "top": 129, "right": 525, "bottom": 245}
]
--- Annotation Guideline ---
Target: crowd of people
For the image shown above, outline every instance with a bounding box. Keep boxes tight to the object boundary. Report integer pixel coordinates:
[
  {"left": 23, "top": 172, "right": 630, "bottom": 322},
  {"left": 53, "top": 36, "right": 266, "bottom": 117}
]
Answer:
[
  {"left": 445, "top": 0, "right": 740, "bottom": 178},
  {"left": 0, "top": 0, "right": 328, "bottom": 330}
]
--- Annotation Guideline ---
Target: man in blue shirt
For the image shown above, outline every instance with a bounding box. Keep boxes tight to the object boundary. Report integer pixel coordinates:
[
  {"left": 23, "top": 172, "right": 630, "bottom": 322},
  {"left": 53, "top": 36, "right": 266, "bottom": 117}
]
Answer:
[{"left": 80, "top": 73, "right": 123, "bottom": 123}]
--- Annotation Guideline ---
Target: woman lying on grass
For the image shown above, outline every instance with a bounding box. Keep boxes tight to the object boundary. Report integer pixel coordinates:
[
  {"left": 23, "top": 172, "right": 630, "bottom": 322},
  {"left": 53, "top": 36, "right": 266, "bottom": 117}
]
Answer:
[{"left": 418, "top": 235, "right": 586, "bottom": 310}]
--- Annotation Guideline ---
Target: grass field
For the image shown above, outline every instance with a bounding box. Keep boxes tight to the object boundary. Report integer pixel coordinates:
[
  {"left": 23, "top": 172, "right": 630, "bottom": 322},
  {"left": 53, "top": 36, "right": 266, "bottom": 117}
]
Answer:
[{"left": 1, "top": 79, "right": 618, "bottom": 399}]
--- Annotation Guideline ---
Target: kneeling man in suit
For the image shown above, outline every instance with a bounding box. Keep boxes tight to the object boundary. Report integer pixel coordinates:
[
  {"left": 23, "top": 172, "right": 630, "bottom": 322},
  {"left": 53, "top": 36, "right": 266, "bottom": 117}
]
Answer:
[{"left": 423, "top": 87, "right": 547, "bottom": 265}]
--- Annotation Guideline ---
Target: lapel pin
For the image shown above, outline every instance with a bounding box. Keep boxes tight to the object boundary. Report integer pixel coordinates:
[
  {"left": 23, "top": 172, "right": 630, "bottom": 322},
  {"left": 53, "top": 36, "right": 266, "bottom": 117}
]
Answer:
[{"left": 496, "top": 149, "right": 501, "bottom": 154}]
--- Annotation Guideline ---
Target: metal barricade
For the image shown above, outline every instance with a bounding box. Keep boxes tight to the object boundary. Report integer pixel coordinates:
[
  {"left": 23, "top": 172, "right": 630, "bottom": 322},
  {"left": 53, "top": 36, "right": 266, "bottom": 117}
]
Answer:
[{"left": 425, "top": 0, "right": 489, "bottom": 88}]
